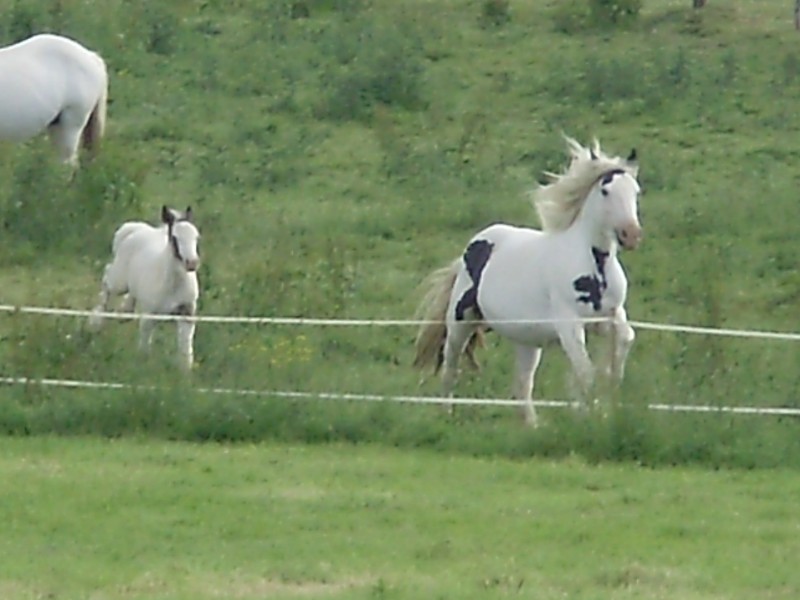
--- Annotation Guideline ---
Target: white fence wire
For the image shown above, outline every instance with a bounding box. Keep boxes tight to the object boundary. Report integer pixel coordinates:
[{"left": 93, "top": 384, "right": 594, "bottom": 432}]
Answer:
[
  {"left": 1, "top": 302, "right": 799, "bottom": 417},
  {"left": 1, "top": 375, "right": 800, "bottom": 416},
  {"left": 2, "top": 303, "right": 800, "bottom": 340}
]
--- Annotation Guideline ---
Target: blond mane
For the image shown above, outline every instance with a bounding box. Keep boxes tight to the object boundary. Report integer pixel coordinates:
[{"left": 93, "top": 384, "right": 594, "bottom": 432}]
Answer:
[{"left": 533, "top": 137, "right": 637, "bottom": 232}]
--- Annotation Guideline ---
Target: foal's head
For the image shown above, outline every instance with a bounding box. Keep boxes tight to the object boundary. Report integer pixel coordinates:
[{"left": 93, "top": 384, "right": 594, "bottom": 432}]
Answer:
[{"left": 161, "top": 205, "right": 200, "bottom": 272}]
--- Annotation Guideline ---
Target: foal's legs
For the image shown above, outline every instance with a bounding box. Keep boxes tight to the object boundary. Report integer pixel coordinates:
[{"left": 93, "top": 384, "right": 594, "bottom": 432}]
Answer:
[
  {"left": 512, "top": 344, "right": 543, "bottom": 426},
  {"left": 89, "top": 262, "right": 127, "bottom": 329},
  {"left": 89, "top": 283, "right": 111, "bottom": 330},
  {"left": 138, "top": 317, "right": 156, "bottom": 353},
  {"left": 175, "top": 304, "right": 197, "bottom": 371}
]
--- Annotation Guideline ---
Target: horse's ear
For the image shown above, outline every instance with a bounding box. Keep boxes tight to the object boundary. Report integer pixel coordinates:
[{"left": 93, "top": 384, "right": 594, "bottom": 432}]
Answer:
[
  {"left": 184, "top": 206, "right": 193, "bottom": 222},
  {"left": 161, "top": 205, "right": 174, "bottom": 226},
  {"left": 590, "top": 148, "right": 598, "bottom": 161},
  {"left": 627, "top": 148, "right": 637, "bottom": 163}
]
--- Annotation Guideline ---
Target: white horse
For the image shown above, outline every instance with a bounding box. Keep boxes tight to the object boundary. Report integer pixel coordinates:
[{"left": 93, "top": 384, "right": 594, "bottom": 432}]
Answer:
[
  {"left": 0, "top": 33, "right": 108, "bottom": 166},
  {"left": 414, "top": 137, "right": 642, "bottom": 425},
  {"left": 90, "top": 206, "right": 201, "bottom": 371}
]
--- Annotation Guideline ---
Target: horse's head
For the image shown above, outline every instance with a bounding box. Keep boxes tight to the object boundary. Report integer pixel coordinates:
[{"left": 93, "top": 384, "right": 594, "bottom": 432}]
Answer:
[
  {"left": 596, "top": 153, "right": 642, "bottom": 250},
  {"left": 162, "top": 205, "right": 200, "bottom": 272}
]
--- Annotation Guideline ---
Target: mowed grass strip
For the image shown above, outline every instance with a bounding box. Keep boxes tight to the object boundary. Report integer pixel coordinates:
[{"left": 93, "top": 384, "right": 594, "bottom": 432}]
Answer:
[{"left": 1, "top": 436, "right": 798, "bottom": 599}]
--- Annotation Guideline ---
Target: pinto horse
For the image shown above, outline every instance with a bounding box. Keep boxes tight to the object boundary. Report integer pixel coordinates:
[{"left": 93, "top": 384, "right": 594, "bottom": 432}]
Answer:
[{"left": 414, "top": 137, "right": 642, "bottom": 425}]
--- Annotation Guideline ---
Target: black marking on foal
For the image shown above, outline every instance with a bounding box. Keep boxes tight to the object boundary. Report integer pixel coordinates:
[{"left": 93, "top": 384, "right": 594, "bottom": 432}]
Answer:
[
  {"left": 169, "top": 229, "right": 182, "bottom": 262},
  {"left": 455, "top": 239, "right": 493, "bottom": 321},
  {"left": 172, "top": 303, "right": 194, "bottom": 316},
  {"left": 573, "top": 246, "right": 610, "bottom": 312}
]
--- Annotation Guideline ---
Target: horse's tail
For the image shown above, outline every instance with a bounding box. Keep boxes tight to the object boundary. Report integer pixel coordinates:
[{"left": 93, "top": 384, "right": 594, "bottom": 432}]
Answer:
[
  {"left": 413, "top": 260, "right": 461, "bottom": 374},
  {"left": 82, "top": 58, "right": 108, "bottom": 155}
]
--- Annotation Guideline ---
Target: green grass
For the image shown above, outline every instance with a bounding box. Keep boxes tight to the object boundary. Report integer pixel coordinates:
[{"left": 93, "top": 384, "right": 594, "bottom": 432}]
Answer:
[
  {"left": 0, "top": 0, "right": 799, "bottom": 466},
  {"left": 2, "top": 436, "right": 800, "bottom": 599}
]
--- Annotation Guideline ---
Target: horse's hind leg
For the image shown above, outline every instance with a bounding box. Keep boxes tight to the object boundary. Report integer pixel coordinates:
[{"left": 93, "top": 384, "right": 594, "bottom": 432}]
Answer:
[
  {"left": 440, "top": 319, "right": 477, "bottom": 410},
  {"left": 48, "top": 116, "right": 83, "bottom": 169},
  {"left": 513, "top": 344, "right": 543, "bottom": 426},
  {"left": 89, "top": 269, "right": 113, "bottom": 330},
  {"left": 138, "top": 317, "right": 156, "bottom": 353},
  {"left": 120, "top": 294, "right": 135, "bottom": 313},
  {"left": 89, "top": 262, "right": 125, "bottom": 329}
]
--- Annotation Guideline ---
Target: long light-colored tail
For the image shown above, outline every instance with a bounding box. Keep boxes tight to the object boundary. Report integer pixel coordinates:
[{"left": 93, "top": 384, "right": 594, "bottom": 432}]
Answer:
[
  {"left": 82, "top": 60, "right": 108, "bottom": 154},
  {"left": 413, "top": 260, "right": 460, "bottom": 374}
]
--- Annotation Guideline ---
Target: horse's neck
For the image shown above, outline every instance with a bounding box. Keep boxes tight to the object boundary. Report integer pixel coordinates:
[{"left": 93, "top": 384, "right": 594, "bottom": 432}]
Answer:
[
  {"left": 150, "top": 235, "right": 185, "bottom": 287},
  {"left": 568, "top": 192, "right": 618, "bottom": 255}
]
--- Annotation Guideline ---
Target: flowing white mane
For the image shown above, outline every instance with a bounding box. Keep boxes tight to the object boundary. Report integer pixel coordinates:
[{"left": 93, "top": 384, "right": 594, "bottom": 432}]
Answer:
[{"left": 534, "top": 137, "right": 637, "bottom": 232}]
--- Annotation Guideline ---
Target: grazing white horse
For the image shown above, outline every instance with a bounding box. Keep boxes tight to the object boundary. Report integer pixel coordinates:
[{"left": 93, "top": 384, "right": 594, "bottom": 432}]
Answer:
[
  {"left": 414, "top": 137, "right": 642, "bottom": 425},
  {"left": 90, "top": 206, "right": 201, "bottom": 371},
  {"left": 0, "top": 33, "right": 108, "bottom": 166}
]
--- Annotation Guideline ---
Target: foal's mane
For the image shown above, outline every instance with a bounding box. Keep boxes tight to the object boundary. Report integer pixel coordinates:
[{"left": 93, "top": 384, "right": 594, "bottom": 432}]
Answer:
[{"left": 533, "top": 137, "right": 637, "bottom": 232}]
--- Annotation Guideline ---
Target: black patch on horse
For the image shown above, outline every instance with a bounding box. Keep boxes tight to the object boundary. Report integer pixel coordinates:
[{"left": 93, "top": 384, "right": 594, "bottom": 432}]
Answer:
[
  {"left": 591, "top": 246, "right": 609, "bottom": 288},
  {"left": 455, "top": 239, "right": 493, "bottom": 320},
  {"left": 600, "top": 169, "right": 626, "bottom": 186},
  {"left": 573, "top": 246, "right": 610, "bottom": 312}
]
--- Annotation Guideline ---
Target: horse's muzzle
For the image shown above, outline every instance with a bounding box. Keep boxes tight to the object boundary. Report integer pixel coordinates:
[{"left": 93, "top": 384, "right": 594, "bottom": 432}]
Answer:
[
  {"left": 184, "top": 258, "right": 200, "bottom": 272},
  {"left": 616, "top": 224, "right": 642, "bottom": 250}
]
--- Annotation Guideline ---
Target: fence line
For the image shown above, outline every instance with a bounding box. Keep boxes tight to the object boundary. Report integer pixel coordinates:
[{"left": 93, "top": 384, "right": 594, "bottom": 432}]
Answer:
[
  {"left": 1, "top": 375, "right": 799, "bottom": 417},
  {"left": 1, "top": 303, "right": 799, "bottom": 341}
]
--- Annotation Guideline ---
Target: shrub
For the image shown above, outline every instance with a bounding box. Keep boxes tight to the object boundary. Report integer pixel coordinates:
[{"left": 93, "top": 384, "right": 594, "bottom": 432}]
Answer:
[
  {"left": 480, "top": 0, "right": 511, "bottom": 28},
  {"left": 589, "top": 0, "right": 642, "bottom": 25},
  {"left": 552, "top": 0, "right": 640, "bottom": 33},
  {"left": 315, "top": 19, "right": 427, "bottom": 121}
]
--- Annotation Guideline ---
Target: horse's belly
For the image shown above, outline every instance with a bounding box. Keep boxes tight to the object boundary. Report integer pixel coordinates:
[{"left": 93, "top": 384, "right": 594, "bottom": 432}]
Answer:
[
  {"left": 0, "top": 75, "right": 62, "bottom": 139},
  {"left": 0, "top": 102, "right": 54, "bottom": 139},
  {"left": 487, "top": 319, "right": 561, "bottom": 346}
]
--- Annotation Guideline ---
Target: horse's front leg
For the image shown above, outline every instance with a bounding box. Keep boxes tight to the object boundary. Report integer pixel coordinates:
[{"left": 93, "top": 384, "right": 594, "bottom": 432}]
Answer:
[
  {"left": 175, "top": 303, "right": 196, "bottom": 371},
  {"left": 513, "top": 344, "right": 543, "bottom": 427},
  {"left": 608, "top": 307, "right": 635, "bottom": 383},
  {"left": 555, "top": 320, "right": 594, "bottom": 402},
  {"left": 138, "top": 316, "right": 156, "bottom": 353}
]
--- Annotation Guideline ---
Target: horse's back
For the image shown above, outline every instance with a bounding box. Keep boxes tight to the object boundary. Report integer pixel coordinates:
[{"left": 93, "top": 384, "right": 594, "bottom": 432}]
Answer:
[
  {"left": 0, "top": 34, "right": 106, "bottom": 140},
  {"left": 450, "top": 223, "right": 565, "bottom": 343},
  {"left": 112, "top": 221, "right": 152, "bottom": 254},
  {"left": 469, "top": 222, "right": 542, "bottom": 245},
  {"left": 450, "top": 224, "right": 546, "bottom": 319}
]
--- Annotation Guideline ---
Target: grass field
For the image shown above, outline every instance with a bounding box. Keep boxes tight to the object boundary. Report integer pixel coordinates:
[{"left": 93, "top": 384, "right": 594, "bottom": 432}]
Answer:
[
  {"left": 0, "top": 0, "right": 798, "bottom": 464},
  {"left": 2, "top": 4, "right": 800, "bottom": 594},
  {"left": 3, "top": 436, "right": 800, "bottom": 599}
]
